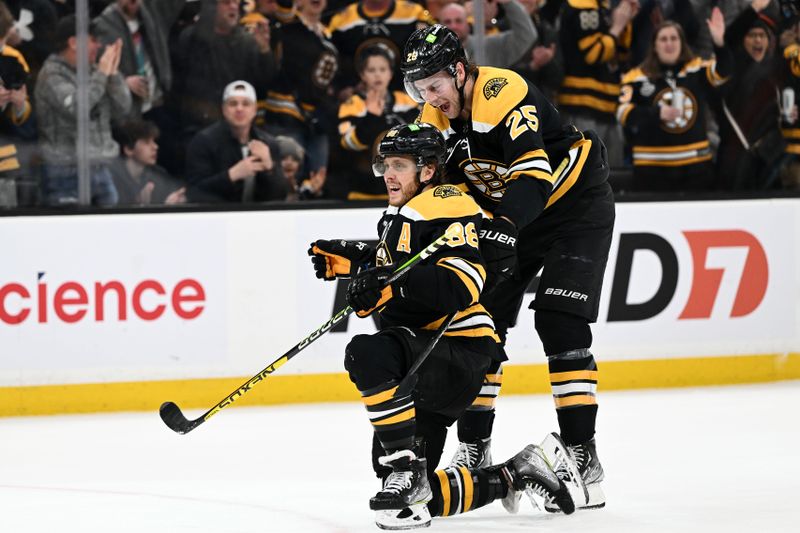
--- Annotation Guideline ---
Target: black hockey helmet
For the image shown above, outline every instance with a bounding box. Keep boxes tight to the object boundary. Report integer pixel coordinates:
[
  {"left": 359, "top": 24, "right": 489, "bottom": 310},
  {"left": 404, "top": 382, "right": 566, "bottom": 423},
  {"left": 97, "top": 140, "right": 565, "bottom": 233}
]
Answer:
[
  {"left": 401, "top": 24, "right": 467, "bottom": 103},
  {"left": 372, "top": 123, "right": 446, "bottom": 177}
]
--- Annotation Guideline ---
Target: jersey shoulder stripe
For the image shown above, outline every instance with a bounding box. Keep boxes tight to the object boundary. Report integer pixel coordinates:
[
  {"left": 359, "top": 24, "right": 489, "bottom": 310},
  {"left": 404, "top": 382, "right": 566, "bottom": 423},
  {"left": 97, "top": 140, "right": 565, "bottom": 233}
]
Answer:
[
  {"left": 621, "top": 67, "right": 646, "bottom": 85},
  {"left": 567, "top": 0, "right": 601, "bottom": 10},
  {"left": 393, "top": 0, "right": 429, "bottom": 20},
  {"left": 399, "top": 185, "right": 483, "bottom": 221},
  {"left": 419, "top": 105, "right": 455, "bottom": 139},
  {"left": 338, "top": 94, "right": 367, "bottom": 118},
  {"left": 471, "top": 67, "right": 528, "bottom": 132},
  {"left": 393, "top": 90, "right": 420, "bottom": 111},
  {"left": 327, "top": 4, "right": 360, "bottom": 32}
]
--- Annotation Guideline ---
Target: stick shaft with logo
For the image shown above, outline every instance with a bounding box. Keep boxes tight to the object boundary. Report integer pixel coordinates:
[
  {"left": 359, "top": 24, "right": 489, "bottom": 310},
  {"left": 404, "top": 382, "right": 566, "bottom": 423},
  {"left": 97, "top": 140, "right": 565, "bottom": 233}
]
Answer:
[{"left": 159, "top": 226, "right": 461, "bottom": 435}]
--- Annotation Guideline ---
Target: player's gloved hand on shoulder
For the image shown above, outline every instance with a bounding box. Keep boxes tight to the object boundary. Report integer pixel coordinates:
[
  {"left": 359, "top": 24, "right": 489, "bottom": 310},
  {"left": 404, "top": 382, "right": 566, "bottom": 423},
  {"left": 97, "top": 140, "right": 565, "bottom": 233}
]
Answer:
[
  {"left": 479, "top": 216, "right": 519, "bottom": 294},
  {"left": 308, "top": 239, "right": 374, "bottom": 280},
  {"left": 346, "top": 265, "right": 401, "bottom": 317}
]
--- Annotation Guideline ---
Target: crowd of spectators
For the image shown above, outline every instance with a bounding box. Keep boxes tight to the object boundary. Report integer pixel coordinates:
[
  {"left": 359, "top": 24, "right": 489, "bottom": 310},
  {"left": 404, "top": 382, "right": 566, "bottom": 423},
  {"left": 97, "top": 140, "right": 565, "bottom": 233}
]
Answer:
[{"left": 1, "top": 0, "right": 800, "bottom": 208}]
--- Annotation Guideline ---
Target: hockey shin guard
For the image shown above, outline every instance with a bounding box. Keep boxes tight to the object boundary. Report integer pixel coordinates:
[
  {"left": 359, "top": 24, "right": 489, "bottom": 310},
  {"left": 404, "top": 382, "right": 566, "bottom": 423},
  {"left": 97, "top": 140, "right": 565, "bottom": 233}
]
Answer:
[
  {"left": 428, "top": 465, "right": 507, "bottom": 517},
  {"left": 548, "top": 350, "right": 598, "bottom": 445},
  {"left": 536, "top": 310, "right": 598, "bottom": 446},
  {"left": 360, "top": 381, "right": 416, "bottom": 453},
  {"left": 456, "top": 361, "right": 502, "bottom": 441}
]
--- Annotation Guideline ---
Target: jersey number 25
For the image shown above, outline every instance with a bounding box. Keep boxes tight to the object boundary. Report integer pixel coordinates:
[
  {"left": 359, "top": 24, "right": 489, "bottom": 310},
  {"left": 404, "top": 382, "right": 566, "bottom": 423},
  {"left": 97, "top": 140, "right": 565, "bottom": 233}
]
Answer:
[{"left": 506, "top": 105, "right": 539, "bottom": 140}]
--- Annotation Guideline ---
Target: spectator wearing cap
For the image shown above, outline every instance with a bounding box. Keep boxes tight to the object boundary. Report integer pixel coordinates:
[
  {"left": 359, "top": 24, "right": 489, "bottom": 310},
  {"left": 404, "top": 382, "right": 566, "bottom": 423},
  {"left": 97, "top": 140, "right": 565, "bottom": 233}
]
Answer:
[
  {"left": 274, "top": 134, "right": 305, "bottom": 201},
  {"left": 34, "top": 14, "right": 131, "bottom": 206},
  {"left": 185, "top": 80, "right": 287, "bottom": 203},
  {"left": 172, "top": 0, "right": 277, "bottom": 146},
  {"left": 715, "top": 0, "right": 785, "bottom": 190}
]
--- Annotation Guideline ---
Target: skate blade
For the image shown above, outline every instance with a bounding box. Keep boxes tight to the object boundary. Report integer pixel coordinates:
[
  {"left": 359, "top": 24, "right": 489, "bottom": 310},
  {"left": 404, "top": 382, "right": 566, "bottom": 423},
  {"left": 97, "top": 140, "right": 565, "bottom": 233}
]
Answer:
[
  {"left": 523, "top": 487, "right": 546, "bottom": 512},
  {"left": 540, "top": 432, "right": 589, "bottom": 507},
  {"left": 375, "top": 503, "right": 432, "bottom": 530},
  {"left": 502, "top": 489, "right": 522, "bottom": 514},
  {"left": 545, "top": 483, "right": 605, "bottom": 513}
]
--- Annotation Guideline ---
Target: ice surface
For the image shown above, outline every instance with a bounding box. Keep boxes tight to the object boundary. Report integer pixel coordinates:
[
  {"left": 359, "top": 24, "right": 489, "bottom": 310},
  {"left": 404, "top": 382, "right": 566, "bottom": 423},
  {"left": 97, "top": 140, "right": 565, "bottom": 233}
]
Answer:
[{"left": 1, "top": 382, "right": 797, "bottom": 532}]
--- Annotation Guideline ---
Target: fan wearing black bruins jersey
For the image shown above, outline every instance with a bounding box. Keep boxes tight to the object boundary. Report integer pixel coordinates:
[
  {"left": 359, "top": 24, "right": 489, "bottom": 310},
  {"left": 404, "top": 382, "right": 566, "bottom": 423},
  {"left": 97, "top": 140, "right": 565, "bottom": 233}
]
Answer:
[
  {"left": 557, "top": 0, "right": 638, "bottom": 166},
  {"left": 308, "top": 123, "right": 574, "bottom": 530},
  {"left": 262, "top": 0, "right": 339, "bottom": 172},
  {"left": 779, "top": 37, "right": 800, "bottom": 190},
  {"left": 334, "top": 44, "right": 419, "bottom": 200},
  {"left": 617, "top": 13, "right": 729, "bottom": 192},
  {"left": 328, "top": 0, "right": 432, "bottom": 94},
  {"left": 401, "top": 24, "right": 615, "bottom": 512}
]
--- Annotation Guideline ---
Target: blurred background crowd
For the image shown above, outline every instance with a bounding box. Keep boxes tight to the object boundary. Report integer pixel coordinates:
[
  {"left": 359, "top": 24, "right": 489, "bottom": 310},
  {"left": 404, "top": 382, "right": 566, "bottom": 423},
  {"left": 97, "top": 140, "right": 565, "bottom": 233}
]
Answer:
[{"left": 1, "top": 0, "right": 800, "bottom": 208}]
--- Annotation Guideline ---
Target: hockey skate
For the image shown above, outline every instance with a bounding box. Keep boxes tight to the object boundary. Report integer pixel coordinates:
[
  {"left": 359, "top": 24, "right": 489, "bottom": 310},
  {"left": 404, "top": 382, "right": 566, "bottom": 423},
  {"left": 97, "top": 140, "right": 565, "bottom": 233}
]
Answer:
[
  {"left": 499, "top": 443, "right": 575, "bottom": 515},
  {"left": 541, "top": 432, "right": 604, "bottom": 512},
  {"left": 370, "top": 449, "right": 432, "bottom": 530},
  {"left": 448, "top": 437, "right": 492, "bottom": 469}
]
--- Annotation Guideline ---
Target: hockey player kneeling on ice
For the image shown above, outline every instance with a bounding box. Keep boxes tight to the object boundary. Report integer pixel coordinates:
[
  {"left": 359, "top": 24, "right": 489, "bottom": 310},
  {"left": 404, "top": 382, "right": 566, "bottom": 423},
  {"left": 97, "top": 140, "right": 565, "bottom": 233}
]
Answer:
[{"left": 308, "top": 123, "right": 574, "bottom": 530}]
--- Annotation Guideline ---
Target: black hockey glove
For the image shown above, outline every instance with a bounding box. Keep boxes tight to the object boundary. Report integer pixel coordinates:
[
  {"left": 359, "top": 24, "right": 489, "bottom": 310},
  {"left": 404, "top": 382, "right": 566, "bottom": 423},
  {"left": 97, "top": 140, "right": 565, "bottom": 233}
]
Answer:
[
  {"left": 308, "top": 240, "right": 374, "bottom": 280},
  {"left": 346, "top": 265, "right": 400, "bottom": 317},
  {"left": 479, "top": 217, "right": 519, "bottom": 293}
]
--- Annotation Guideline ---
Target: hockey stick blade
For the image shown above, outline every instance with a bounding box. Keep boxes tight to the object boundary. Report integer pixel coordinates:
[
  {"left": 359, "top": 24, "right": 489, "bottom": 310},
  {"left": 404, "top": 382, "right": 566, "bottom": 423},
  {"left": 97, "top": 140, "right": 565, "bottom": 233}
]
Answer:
[
  {"left": 158, "top": 226, "right": 460, "bottom": 435},
  {"left": 159, "top": 401, "right": 198, "bottom": 435}
]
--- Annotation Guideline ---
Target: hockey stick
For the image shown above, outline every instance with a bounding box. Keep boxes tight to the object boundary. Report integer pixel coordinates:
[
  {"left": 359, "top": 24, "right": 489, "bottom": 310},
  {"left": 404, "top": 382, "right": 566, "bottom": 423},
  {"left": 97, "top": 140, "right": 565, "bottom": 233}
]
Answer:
[
  {"left": 394, "top": 312, "right": 457, "bottom": 398},
  {"left": 159, "top": 226, "right": 460, "bottom": 434}
]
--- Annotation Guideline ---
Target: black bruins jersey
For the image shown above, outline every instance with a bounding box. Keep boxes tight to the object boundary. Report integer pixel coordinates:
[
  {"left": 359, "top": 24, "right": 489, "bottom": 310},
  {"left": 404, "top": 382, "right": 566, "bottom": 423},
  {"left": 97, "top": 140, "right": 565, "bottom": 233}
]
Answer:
[
  {"left": 328, "top": 0, "right": 432, "bottom": 91},
  {"left": 375, "top": 184, "right": 499, "bottom": 343},
  {"left": 420, "top": 66, "right": 603, "bottom": 229},
  {"left": 617, "top": 54, "right": 730, "bottom": 168},
  {"left": 781, "top": 43, "right": 800, "bottom": 155},
  {"left": 262, "top": 0, "right": 338, "bottom": 126},
  {"left": 557, "top": 0, "right": 632, "bottom": 121},
  {"left": 337, "top": 90, "right": 420, "bottom": 199}
]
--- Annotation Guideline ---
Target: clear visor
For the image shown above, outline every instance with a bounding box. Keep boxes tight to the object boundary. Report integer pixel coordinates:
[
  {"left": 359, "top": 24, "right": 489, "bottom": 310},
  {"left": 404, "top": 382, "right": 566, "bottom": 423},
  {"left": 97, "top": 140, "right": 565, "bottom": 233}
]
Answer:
[
  {"left": 372, "top": 155, "right": 420, "bottom": 177},
  {"left": 372, "top": 156, "right": 388, "bottom": 177},
  {"left": 404, "top": 78, "right": 425, "bottom": 104}
]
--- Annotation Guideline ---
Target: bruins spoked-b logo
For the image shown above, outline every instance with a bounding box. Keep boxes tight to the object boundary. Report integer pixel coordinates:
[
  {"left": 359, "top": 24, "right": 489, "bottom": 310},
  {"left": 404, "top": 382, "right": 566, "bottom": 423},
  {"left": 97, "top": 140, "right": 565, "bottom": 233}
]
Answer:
[
  {"left": 654, "top": 87, "right": 698, "bottom": 134},
  {"left": 460, "top": 158, "right": 508, "bottom": 200},
  {"left": 433, "top": 184, "right": 462, "bottom": 198},
  {"left": 483, "top": 77, "right": 508, "bottom": 100}
]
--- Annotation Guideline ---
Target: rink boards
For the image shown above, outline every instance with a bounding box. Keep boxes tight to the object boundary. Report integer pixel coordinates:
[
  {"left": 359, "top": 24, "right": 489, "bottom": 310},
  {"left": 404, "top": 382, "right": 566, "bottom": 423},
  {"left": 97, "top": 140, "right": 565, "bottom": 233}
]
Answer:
[{"left": 1, "top": 198, "right": 799, "bottom": 416}]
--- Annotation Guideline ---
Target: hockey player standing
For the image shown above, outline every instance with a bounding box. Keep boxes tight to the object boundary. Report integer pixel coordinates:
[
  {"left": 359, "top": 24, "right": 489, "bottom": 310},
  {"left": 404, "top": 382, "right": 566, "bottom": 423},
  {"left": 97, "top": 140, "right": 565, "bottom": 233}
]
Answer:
[
  {"left": 308, "top": 123, "right": 575, "bottom": 529},
  {"left": 401, "top": 24, "right": 615, "bottom": 511}
]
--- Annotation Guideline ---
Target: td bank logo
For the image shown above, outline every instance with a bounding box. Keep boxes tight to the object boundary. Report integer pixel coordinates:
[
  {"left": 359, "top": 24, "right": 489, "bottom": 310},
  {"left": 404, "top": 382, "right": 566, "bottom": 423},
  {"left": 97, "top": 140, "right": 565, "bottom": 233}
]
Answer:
[{"left": 608, "top": 230, "right": 769, "bottom": 322}]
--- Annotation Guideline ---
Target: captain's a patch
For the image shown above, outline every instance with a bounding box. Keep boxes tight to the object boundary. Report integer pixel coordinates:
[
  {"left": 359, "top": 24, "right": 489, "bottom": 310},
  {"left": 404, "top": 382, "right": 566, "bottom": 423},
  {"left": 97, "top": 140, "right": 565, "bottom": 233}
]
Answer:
[
  {"left": 483, "top": 77, "right": 508, "bottom": 99},
  {"left": 433, "top": 184, "right": 462, "bottom": 198}
]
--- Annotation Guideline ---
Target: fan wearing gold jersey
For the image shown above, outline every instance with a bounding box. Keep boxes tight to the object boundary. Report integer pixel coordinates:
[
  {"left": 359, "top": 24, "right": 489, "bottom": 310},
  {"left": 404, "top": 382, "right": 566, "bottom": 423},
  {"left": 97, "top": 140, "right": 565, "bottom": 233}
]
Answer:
[
  {"left": 308, "top": 123, "right": 574, "bottom": 529},
  {"left": 401, "top": 24, "right": 615, "bottom": 511}
]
